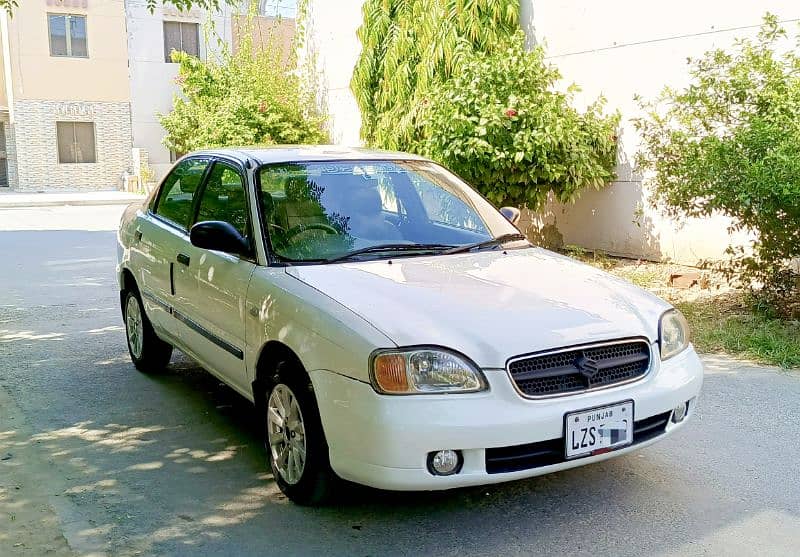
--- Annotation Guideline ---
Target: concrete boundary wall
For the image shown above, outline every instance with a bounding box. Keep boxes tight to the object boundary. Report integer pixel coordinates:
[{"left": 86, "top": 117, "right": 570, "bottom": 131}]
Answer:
[{"left": 523, "top": 0, "right": 799, "bottom": 264}]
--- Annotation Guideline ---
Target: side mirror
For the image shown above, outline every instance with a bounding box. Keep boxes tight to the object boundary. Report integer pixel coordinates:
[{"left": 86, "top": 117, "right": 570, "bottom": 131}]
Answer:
[
  {"left": 190, "top": 221, "right": 250, "bottom": 256},
  {"left": 499, "top": 206, "right": 521, "bottom": 226}
]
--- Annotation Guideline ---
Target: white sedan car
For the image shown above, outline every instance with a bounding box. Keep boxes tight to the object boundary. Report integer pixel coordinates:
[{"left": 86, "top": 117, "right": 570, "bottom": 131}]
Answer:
[{"left": 117, "top": 146, "right": 703, "bottom": 505}]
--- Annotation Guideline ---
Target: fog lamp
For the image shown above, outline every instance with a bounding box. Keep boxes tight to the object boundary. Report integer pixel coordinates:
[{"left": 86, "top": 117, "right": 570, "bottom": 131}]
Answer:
[
  {"left": 428, "top": 450, "right": 462, "bottom": 476},
  {"left": 672, "top": 402, "right": 688, "bottom": 423}
]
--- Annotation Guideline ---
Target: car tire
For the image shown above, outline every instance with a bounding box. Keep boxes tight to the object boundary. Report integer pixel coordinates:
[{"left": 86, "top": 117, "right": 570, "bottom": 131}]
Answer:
[
  {"left": 264, "top": 362, "right": 335, "bottom": 505},
  {"left": 123, "top": 290, "right": 173, "bottom": 372}
]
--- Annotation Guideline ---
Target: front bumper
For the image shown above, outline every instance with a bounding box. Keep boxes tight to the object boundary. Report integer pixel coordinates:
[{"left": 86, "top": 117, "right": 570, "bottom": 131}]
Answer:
[{"left": 310, "top": 344, "right": 703, "bottom": 491}]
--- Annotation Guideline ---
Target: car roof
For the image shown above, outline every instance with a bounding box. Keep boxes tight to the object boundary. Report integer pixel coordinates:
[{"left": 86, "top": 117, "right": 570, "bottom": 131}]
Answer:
[{"left": 191, "top": 145, "right": 430, "bottom": 165}]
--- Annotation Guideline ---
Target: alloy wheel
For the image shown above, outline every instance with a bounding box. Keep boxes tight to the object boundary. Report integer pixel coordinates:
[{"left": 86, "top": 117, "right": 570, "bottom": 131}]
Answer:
[
  {"left": 267, "top": 384, "right": 307, "bottom": 485},
  {"left": 126, "top": 295, "right": 144, "bottom": 360}
]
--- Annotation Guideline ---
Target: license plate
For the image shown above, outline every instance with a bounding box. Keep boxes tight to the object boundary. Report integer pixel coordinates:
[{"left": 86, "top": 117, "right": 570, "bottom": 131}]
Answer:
[{"left": 565, "top": 400, "right": 634, "bottom": 459}]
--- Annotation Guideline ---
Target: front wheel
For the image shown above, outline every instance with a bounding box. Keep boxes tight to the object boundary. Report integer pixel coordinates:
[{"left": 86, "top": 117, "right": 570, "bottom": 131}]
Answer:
[
  {"left": 265, "top": 370, "right": 335, "bottom": 505},
  {"left": 124, "top": 290, "right": 172, "bottom": 372}
]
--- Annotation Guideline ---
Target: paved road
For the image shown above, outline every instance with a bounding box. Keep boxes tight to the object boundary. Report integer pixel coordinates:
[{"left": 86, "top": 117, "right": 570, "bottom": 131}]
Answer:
[{"left": 1, "top": 205, "right": 798, "bottom": 557}]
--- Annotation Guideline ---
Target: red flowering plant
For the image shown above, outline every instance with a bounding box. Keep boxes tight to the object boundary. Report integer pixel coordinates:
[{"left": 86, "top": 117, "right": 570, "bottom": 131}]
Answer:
[{"left": 421, "top": 33, "right": 619, "bottom": 211}]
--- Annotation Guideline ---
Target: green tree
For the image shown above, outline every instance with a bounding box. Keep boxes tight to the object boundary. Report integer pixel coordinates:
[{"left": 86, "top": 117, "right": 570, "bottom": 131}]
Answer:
[
  {"left": 635, "top": 14, "right": 800, "bottom": 295},
  {"left": 422, "top": 34, "right": 619, "bottom": 209},
  {"left": 160, "top": 15, "right": 327, "bottom": 153},
  {"left": 352, "top": 2, "right": 618, "bottom": 211},
  {"left": 351, "top": 0, "right": 519, "bottom": 149}
]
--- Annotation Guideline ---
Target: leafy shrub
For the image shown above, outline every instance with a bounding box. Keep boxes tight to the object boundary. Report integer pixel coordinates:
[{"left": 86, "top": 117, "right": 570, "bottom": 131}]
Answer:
[
  {"left": 352, "top": 0, "right": 618, "bottom": 211},
  {"left": 160, "top": 17, "right": 326, "bottom": 153},
  {"left": 421, "top": 35, "right": 619, "bottom": 209},
  {"left": 635, "top": 15, "right": 800, "bottom": 296}
]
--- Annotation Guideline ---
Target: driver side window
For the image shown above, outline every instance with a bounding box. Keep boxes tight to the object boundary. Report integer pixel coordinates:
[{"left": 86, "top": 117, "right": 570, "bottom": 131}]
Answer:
[{"left": 195, "top": 161, "right": 250, "bottom": 239}]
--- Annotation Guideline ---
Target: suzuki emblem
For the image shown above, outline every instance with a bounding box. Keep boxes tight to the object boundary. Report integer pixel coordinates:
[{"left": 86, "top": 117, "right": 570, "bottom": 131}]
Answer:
[{"left": 576, "top": 355, "right": 600, "bottom": 379}]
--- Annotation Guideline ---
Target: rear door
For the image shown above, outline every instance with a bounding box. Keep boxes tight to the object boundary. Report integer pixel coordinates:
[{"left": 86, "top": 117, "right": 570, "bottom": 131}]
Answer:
[{"left": 130, "top": 157, "right": 210, "bottom": 339}]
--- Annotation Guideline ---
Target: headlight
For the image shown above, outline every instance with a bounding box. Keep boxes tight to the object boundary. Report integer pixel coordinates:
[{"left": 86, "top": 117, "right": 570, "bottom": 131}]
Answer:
[
  {"left": 659, "top": 309, "right": 690, "bottom": 360},
  {"left": 370, "top": 348, "right": 487, "bottom": 394}
]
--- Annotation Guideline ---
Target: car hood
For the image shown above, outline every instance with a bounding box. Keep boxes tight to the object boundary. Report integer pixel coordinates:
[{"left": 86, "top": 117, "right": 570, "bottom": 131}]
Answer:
[{"left": 286, "top": 248, "right": 671, "bottom": 368}]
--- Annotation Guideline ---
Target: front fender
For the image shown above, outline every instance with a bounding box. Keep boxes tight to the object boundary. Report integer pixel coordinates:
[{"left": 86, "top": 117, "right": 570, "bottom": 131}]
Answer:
[{"left": 244, "top": 267, "right": 396, "bottom": 384}]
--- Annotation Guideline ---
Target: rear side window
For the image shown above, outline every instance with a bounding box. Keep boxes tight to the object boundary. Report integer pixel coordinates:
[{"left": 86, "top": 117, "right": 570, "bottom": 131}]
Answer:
[{"left": 154, "top": 158, "right": 209, "bottom": 230}]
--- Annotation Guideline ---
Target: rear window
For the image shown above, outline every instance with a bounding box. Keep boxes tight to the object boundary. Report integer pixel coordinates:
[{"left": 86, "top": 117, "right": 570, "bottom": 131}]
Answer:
[{"left": 154, "top": 158, "right": 209, "bottom": 229}]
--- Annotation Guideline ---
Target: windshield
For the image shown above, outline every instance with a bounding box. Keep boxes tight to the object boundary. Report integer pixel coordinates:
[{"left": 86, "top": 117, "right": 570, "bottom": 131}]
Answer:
[{"left": 258, "top": 160, "right": 520, "bottom": 262}]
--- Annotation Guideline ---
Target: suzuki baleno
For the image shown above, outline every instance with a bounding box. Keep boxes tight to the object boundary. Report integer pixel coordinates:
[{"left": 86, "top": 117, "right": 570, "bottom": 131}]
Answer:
[{"left": 117, "top": 147, "right": 703, "bottom": 504}]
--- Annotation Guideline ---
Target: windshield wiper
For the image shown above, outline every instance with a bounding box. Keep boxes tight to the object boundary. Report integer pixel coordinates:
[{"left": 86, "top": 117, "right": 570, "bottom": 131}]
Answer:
[
  {"left": 442, "top": 233, "right": 528, "bottom": 255},
  {"left": 325, "top": 243, "right": 455, "bottom": 264}
]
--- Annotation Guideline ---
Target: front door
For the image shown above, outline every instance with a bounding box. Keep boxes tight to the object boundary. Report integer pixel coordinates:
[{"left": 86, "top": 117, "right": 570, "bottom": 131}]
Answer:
[{"left": 181, "top": 159, "right": 256, "bottom": 395}]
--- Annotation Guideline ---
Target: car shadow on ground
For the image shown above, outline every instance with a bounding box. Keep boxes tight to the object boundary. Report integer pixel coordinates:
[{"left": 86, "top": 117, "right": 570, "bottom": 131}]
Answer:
[
  {"left": 6, "top": 337, "right": 800, "bottom": 557},
  {"left": 95, "top": 354, "right": 794, "bottom": 556}
]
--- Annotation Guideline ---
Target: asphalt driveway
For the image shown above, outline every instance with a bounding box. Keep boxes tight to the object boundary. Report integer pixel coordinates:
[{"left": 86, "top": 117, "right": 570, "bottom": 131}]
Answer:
[{"left": 1, "top": 205, "right": 798, "bottom": 556}]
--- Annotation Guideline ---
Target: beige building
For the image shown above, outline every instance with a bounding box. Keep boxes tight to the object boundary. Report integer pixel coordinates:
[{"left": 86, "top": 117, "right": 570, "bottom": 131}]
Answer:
[
  {"left": 0, "top": 0, "right": 133, "bottom": 191},
  {"left": 0, "top": 0, "right": 295, "bottom": 191}
]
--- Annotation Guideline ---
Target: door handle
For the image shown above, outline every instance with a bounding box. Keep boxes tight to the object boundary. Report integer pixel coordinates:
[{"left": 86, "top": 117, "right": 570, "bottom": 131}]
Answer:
[
  {"left": 134, "top": 228, "right": 143, "bottom": 242},
  {"left": 177, "top": 253, "right": 191, "bottom": 266}
]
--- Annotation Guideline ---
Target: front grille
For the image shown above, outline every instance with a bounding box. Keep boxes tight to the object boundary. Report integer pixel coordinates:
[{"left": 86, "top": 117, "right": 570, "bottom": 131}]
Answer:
[
  {"left": 485, "top": 411, "right": 671, "bottom": 474},
  {"left": 508, "top": 340, "right": 651, "bottom": 397}
]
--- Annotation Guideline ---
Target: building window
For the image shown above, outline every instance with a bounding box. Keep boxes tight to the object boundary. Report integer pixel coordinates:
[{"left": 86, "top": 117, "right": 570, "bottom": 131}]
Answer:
[
  {"left": 48, "top": 14, "right": 88, "bottom": 57},
  {"left": 57, "top": 122, "right": 96, "bottom": 164},
  {"left": 163, "top": 21, "right": 199, "bottom": 62}
]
